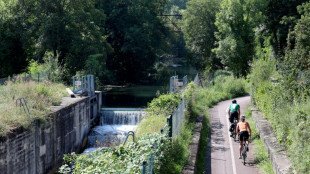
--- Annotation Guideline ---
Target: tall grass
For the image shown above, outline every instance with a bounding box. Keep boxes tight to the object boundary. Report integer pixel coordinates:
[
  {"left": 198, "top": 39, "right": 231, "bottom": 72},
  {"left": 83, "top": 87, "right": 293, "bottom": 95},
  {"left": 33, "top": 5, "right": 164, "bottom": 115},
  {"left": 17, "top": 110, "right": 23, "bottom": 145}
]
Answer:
[
  {"left": 250, "top": 56, "right": 310, "bottom": 173},
  {"left": 0, "top": 79, "right": 67, "bottom": 136},
  {"left": 245, "top": 108, "right": 274, "bottom": 174}
]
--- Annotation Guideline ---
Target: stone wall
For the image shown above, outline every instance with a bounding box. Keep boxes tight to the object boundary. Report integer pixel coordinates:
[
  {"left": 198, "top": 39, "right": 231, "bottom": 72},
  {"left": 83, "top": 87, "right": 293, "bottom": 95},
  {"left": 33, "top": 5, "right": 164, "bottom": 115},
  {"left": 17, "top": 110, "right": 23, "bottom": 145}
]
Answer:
[
  {"left": 0, "top": 94, "right": 101, "bottom": 174},
  {"left": 251, "top": 108, "right": 295, "bottom": 174}
]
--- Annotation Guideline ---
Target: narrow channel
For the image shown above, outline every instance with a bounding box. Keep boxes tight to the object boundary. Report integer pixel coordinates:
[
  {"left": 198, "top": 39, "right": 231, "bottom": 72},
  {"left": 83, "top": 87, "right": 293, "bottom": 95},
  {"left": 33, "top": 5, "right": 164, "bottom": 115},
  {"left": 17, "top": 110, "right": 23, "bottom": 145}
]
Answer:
[{"left": 83, "top": 59, "right": 196, "bottom": 152}]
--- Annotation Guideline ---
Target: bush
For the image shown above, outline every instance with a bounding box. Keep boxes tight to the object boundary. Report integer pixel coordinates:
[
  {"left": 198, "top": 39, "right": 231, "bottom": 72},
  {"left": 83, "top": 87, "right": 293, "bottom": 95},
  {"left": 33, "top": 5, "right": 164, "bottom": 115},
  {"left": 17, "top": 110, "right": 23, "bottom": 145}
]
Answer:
[
  {"left": 136, "top": 92, "right": 181, "bottom": 137},
  {"left": 60, "top": 133, "right": 171, "bottom": 174}
]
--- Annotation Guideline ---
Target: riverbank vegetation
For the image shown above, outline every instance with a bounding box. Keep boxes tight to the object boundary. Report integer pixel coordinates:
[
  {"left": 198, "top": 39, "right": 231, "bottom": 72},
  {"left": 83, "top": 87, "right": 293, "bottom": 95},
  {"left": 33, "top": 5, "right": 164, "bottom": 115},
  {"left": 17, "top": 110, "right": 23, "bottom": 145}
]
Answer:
[{"left": 0, "top": 80, "right": 67, "bottom": 136}]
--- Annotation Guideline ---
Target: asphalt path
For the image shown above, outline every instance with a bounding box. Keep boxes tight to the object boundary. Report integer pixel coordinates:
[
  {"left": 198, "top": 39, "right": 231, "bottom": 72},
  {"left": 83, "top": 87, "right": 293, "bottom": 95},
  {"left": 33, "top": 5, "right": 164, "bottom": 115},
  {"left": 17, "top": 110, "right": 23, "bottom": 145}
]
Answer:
[{"left": 204, "top": 96, "right": 259, "bottom": 174}]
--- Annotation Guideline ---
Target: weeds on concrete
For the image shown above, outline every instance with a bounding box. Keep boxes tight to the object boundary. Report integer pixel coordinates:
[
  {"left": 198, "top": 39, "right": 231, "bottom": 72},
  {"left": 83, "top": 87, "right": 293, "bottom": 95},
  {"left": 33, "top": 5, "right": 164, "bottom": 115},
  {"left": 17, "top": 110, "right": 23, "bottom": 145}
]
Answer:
[
  {"left": 0, "top": 78, "right": 67, "bottom": 136},
  {"left": 245, "top": 108, "right": 274, "bottom": 174}
]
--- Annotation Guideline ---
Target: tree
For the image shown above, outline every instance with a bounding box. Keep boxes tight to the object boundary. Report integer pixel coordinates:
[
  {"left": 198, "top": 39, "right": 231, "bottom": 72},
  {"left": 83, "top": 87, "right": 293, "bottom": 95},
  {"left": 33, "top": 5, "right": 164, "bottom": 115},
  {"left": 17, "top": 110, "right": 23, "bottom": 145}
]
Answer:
[
  {"left": 100, "top": 0, "right": 169, "bottom": 83},
  {"left": 214, "top": 0, "right": 267, "bottom": 77},
  {"left": 182, "top": 0, "right": 222, "bottom": 71},
  {"left": 15, "top": 0, "right": 111, "bottom": 81},
  {"left": 0, "top": 0, "right": 28, "bottom": 77},
  {"left": 265, "top": 0, "right": 308, "bottom": 56},
  {"left": 280, "top": 2, "right": 310, "bottom": 98}
]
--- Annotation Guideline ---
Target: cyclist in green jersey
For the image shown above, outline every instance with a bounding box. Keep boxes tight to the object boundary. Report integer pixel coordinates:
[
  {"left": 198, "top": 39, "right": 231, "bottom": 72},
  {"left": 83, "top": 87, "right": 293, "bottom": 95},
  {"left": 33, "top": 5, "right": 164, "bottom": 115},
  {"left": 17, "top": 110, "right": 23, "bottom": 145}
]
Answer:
[{"left": 228, "top": 100, "right": 240, "bottom": 136}]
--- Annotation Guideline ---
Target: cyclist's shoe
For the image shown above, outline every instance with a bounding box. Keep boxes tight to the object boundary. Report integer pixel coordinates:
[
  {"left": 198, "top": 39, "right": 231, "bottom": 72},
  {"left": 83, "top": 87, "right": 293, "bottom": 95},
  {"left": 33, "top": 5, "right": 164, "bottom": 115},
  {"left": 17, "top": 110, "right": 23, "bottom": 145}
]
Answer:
[
  {"left": 246, "top": 146, "right": 249, "bottom": 152},
  {"left": 230, "top": 134, "right": 233, "bottom": 137},
  {"left": 239, "top": 156, "right": 242, "bottom": 159}
]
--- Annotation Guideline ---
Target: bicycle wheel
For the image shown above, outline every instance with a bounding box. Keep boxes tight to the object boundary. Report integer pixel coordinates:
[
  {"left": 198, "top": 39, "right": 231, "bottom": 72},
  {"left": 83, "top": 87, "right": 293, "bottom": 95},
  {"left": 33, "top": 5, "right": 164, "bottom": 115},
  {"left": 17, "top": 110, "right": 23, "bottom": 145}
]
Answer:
[
  {"left": 243, "top": 155, "right": 246, "bottom": 165},
  {"left": 233, "top": 131, "right": 236, "bottom": 141},
  {"left": 242, "top": 145, "right": 247, "bottom": 165}
]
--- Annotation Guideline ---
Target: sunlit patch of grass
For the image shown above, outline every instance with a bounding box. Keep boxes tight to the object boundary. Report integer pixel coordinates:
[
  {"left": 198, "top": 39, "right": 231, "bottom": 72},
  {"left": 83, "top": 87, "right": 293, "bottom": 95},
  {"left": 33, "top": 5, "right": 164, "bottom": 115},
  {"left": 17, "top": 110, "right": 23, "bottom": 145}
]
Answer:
[{"left": 0, "top": 78, "right": 67, "bottom": 136}]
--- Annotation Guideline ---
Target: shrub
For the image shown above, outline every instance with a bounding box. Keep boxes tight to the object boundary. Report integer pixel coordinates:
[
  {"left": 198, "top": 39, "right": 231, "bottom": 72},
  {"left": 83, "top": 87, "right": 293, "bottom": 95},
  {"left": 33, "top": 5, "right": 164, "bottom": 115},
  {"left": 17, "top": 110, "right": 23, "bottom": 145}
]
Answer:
[{"left": 60, "top": 133, "right": 171, "bottom": 174}]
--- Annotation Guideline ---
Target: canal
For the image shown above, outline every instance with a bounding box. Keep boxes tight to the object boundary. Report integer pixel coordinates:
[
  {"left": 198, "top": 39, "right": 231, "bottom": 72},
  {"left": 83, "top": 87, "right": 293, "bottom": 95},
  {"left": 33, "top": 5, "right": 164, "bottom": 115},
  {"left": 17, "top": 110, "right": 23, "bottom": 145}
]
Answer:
[{"left": 102, "top": 60, "right": 197, "bottom": 108}]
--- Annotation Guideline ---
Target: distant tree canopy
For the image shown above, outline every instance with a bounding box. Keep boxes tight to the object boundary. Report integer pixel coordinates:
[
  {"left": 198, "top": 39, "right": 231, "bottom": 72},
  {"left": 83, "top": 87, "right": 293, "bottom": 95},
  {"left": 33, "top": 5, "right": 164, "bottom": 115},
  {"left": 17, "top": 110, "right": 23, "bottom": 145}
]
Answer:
[
  {"left": 214, "top": 0, "right": 266, "bottom": 77},
  {"left": 0, "top": 0, "right": 27, "bottom": 77},
  {"left": 0, "top": 0, "right": 171, "bottom": 84},
  {"left": 100, "top": 0, "right": 169, "bottom": 83},
  {"left": 265, "top": 0, "right": 308, "bottom": 56},
  {"left": 182, "top": 0, "right": 221, "bottom": 72},
  {"left": 281, "top": 2, "right": 310, "bottom": 97},
  {"left": 181, "top": 0, "right": 308, "bottom": 77}
]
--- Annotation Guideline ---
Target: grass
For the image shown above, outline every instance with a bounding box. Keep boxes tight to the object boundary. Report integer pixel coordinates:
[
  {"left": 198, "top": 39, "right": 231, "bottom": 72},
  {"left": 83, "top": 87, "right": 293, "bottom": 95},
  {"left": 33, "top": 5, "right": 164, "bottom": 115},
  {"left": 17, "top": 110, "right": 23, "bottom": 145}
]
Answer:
[
  {"left": 0, "top": 78, "right": 67, "bottom": 136},
  {"left": 245, "top": 108, "right": 274, "bottom": 174},
  {"left": 196, "top": 110, "right": 210, "bottom": 173}
]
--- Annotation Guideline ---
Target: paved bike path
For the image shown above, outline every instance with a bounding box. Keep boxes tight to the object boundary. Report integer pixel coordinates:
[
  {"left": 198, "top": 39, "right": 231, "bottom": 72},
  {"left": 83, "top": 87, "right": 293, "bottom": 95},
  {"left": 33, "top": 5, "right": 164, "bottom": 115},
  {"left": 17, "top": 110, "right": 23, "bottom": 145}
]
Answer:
[{"left": 204, "top": 96, "right": 259, "bottom": 174}]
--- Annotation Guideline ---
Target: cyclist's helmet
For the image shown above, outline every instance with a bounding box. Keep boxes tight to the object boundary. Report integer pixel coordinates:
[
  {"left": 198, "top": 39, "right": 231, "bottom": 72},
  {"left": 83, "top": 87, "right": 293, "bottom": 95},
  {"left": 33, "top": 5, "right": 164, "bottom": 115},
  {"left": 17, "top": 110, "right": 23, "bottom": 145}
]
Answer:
[
  {"left": 232, "top": 99, "right": 237, "bottom": 103},
  {"left": 241, "top": 115, "right": 245, "bottom": 120}
]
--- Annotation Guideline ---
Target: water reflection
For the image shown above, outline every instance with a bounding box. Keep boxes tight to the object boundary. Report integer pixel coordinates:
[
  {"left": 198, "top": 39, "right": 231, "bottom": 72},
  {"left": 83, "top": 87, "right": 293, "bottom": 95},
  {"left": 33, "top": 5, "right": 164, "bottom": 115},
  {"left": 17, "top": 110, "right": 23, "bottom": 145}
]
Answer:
[{"left": 102, "top": 62, "right": 197, "bottom": 108}]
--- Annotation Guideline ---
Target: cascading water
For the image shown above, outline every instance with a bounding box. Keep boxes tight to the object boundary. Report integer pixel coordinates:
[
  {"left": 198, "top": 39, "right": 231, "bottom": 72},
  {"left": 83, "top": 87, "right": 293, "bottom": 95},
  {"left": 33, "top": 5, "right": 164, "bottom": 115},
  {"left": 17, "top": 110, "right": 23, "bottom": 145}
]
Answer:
[{"left": 84, "top": 108, "right": 146, "bottom": 153}]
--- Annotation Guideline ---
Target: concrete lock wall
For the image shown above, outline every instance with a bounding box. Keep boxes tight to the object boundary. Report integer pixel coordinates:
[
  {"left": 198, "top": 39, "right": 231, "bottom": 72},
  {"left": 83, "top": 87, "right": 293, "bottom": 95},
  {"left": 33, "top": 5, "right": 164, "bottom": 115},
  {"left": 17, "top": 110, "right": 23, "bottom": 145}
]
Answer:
[{"left": 0, "top": 92, "right": 102, "bottom": 174}]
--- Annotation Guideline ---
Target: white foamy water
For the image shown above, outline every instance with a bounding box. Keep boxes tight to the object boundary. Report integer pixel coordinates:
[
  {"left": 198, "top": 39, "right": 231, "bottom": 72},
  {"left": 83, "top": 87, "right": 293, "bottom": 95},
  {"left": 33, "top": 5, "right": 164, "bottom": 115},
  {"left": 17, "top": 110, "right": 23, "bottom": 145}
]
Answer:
[
  {"left": 83, "top": 108, "right": 145, "bottom": 154},
  {"left": 100, "top": 109, "right": 146, "bottom": 125},
  {"left": 87, "top": 125, "right": 137, "bottom": 148}
]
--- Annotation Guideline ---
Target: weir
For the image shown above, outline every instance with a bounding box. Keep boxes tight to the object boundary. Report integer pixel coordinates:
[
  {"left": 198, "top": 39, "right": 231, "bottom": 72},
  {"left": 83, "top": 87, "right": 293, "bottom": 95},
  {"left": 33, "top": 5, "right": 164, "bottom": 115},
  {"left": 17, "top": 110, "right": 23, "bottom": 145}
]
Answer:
[{"left": 85, "top": 108, "right": 146, "bottom": 151}]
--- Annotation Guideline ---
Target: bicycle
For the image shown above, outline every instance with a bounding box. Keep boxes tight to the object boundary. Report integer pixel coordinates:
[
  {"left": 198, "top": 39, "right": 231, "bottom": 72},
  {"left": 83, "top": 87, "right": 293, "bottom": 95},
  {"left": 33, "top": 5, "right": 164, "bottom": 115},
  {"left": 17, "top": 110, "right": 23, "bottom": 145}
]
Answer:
[
  {"left": 241, "top": 136, "right": 250, "bottom": 165},
  {"left": 230, "top": 118, "right": 238, "bottom": 142}
]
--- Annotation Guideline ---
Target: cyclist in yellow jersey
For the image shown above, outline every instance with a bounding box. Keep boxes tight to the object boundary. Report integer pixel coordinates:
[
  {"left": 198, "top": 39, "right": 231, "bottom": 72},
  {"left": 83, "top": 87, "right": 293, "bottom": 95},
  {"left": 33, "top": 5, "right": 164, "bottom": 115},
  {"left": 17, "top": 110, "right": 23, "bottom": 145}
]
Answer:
[{"left": 236, "top": 115, "right": 252, "bottom": 159}]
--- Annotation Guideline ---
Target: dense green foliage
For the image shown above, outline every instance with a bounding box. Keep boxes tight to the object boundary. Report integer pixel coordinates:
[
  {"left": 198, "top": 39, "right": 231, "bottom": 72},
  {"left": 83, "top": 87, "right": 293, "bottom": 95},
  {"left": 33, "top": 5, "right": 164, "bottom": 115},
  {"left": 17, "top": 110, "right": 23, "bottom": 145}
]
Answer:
[
  {"left": 250, "top": 4, "right": 310, "bottom": 170},
  {"left": 182, "top": 1, "right": 310, "bottom": 171},
  {"left": 265, "top": 0, "right": 308, "bottom": 55},
  {"left": 60, "top": 133, "right": 170, "bottom": 174},
  {"left": 181, "top": 0, "right": 221, "bottom": 71},
  {"left": 0, "top": 0, "right": 177, "bottom": 85},
  {"left": 250, "top": 55, "right": 310, "bottom": 173},
  {"left": 214, "top": 0, "right": 266, "bottom": 77},
  {"left": 0, "top": 0, "right": 28, "bottom": 77}
]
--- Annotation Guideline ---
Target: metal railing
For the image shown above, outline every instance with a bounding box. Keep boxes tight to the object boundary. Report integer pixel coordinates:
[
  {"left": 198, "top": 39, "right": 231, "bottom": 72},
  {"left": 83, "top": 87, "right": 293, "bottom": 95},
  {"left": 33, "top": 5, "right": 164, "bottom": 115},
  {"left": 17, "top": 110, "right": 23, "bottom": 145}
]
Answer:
[
  {"left": 169, "top": 75, "right": 178, "bottom": 93},
  {"left": 16, "top": 97, "right": 30, "bottom": 116},
  {"left": 170, "top": 75, "right": 189, "bottom": 93},
  {"left": 0, "top": 71, "right": 51, "bottom": 85},
  {"left": 72, "top": 75, "right": 95, "bottom": 96}
]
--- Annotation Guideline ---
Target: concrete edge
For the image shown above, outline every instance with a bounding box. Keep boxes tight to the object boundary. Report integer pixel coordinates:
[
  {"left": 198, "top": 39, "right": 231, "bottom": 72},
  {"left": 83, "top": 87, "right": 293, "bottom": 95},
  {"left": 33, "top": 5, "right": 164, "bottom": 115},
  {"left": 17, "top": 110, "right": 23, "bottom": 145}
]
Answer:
[
  {"left": 251, "top": 108, "right": 296, "bottom": 174},
  {"left": 181, "top": 115, "right": 204, "bottom": 174}
]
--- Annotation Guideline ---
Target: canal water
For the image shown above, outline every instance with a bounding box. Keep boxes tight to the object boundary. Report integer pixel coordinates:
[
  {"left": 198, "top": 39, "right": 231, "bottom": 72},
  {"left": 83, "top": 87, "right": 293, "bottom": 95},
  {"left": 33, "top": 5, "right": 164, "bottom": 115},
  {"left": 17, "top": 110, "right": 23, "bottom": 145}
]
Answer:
[
  {"left": 102, "top": 61, "right": 197, "bottom": 108},
  {"left": 84, "top": 108, "right": 146, "bottom": 153},
  {"left": 83, "top": 60, "right": 196, "bottom": 152}
]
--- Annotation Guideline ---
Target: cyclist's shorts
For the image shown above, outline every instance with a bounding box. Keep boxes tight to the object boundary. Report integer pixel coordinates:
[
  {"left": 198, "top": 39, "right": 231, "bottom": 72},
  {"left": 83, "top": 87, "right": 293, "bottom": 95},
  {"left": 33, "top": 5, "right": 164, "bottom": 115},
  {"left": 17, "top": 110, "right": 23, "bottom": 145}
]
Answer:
[
  {"left": 229, "top": 111, "right": 238, "bottom": 123},
  {"left": 239, "top": 131, "right": 249, "bottom": 141}
]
